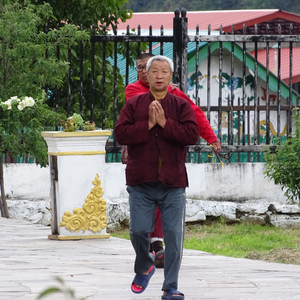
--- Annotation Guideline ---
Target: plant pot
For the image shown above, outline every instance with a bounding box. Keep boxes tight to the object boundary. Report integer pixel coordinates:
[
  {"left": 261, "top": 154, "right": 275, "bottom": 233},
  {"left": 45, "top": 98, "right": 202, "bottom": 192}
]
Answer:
[{"left": 41, "top": 130, "right": 111, "bottom": 240}]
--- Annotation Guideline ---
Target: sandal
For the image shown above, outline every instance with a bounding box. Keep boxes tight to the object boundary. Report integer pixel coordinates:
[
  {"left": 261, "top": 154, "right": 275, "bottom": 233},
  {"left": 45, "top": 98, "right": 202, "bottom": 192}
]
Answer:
[
  {"left": 162, "top": 288, "right": 185, "bottom": 300},
  {"left": 131, "top": 265, "right": 155, "bottom": 294},
  {"left": 155, "top": 249, "right": 165, "bottom": 268}
]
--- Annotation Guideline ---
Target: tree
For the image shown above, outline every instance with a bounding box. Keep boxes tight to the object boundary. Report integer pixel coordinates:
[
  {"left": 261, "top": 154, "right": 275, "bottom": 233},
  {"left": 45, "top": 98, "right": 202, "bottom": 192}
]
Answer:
[
  {"left": 30, "top": 0, "right": 147, "bottom": 129},
  {"left": 0, "top": 0, "right": 90, "bottom": 218}
]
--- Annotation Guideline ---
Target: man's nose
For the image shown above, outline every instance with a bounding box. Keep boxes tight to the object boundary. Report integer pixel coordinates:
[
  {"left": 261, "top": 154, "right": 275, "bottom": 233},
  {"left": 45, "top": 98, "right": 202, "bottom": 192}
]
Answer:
[{"left": 156, "top": 71, "right": 163, "bottom": 78}]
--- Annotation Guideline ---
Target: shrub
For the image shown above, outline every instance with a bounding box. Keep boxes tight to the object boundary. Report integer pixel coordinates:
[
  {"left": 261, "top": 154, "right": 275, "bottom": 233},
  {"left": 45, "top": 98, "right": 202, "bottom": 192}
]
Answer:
[{"left": 264, "top": 109, "right": 300, "bottom": 202}]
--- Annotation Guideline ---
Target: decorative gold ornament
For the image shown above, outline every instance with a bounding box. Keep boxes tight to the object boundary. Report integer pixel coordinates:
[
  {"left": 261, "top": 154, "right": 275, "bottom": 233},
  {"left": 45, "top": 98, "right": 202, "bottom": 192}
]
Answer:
[{"left": 59, "top": 173, "right": 107, "bottom": 233}]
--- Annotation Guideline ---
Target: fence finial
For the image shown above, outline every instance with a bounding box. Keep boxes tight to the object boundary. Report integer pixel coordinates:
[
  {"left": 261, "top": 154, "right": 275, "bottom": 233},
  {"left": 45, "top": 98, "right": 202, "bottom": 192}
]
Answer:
[
  {"left": 181, "top": 8, "right": 187, "bottom": 18},
  {"left": 174, "top": 8, "right": 180, "bottom": 17}
]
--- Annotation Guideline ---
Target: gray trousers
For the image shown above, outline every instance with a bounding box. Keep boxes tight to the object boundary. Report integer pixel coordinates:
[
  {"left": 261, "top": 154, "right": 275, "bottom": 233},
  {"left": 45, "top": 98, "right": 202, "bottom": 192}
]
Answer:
[{"left": 127, "top": 181, "right": 186, "bottom": 291}]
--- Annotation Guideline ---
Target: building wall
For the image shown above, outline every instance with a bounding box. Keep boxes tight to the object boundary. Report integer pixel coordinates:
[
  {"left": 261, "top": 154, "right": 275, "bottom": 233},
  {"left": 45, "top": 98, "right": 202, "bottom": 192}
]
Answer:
[{"left": 187, "top": 50, "right": 289, "bottom": 137}]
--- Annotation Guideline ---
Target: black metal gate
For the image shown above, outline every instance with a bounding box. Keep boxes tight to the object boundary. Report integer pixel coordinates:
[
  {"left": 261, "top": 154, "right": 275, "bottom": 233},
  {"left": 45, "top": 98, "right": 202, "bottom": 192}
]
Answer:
[{"left": 54, "top": 9, "right": 300, "bottom": 164}]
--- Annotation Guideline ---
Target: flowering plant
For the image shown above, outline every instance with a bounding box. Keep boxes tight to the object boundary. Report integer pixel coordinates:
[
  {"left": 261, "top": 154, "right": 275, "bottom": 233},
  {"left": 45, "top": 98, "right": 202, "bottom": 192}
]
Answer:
[
  {"left": 0, "top": 93, "right": 63, "bottom": 217},
  {"left": 0, "top": 93, "right": 63, "bottom": 166},
  {"left": 1, "top": 96, "right": 35, "bottom": 111},
  {"left": 61, "top": 113, "right": 96, "bottom": 132}
]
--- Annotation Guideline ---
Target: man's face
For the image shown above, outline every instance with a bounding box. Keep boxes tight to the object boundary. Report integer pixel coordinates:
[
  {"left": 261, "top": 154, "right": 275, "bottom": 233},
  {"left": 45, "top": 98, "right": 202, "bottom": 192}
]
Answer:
[
  {"left": 147, "top": 60, "right": 173, "bottom": 93},
  {"left": 136, "top": 57, "right": 150, "bottom": 84}
]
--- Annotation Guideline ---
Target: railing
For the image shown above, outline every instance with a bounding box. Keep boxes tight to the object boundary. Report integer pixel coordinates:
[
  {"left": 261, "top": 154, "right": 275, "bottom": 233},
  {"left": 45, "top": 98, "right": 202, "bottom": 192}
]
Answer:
[{"left": 4, "top": 9, "right": 300, "bottom": 164}]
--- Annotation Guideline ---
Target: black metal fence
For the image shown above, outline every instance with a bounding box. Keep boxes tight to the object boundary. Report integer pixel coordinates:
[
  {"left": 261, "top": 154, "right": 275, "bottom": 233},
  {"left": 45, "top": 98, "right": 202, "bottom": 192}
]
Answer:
[
  {"left": 6, "top": 8, "right": 300, "bottom": 164},
  {"left": 103, "top": 9, "right": 300, "bottom": 163}
]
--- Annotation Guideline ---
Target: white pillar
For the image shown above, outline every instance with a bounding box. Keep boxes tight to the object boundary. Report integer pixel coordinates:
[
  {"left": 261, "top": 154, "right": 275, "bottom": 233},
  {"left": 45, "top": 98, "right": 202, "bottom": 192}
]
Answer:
[{"left": 41, "top": 130, "right": 111, "bottom": 240}]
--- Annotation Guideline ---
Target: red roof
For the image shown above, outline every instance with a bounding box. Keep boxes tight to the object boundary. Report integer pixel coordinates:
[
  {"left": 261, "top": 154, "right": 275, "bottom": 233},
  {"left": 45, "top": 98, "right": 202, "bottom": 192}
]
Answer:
[
  {"left": 116, "top": 9, "right": 300, "bottom": 34},
  {"left": 251, "top": 47, "right": 300, "bottom": 84}
]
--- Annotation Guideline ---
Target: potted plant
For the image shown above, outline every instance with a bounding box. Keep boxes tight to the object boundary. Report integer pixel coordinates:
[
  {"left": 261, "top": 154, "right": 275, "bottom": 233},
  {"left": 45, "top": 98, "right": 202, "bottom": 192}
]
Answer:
[{"left": 61, "top": 113, "right": 96, "bottom": 132}]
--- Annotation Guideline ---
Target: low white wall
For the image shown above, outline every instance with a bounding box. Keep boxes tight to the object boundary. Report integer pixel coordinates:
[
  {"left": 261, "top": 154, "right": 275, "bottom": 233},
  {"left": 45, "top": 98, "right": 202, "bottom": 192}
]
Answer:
[
  {"left": 3, "top": 162, "right": 284, "bottom": 202},
  {"left": 3, "top": 164, "right": 51, "bottom": 200},
  {"left": 5, "top": 162, "right": 300, "bottom": 228}
]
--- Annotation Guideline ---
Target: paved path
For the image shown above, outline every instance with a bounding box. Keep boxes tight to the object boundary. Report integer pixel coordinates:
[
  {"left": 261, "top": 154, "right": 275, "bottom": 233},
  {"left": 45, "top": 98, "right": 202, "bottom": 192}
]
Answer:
[{"left": 1, "top": 217, "right": 300, "bottom": 300}]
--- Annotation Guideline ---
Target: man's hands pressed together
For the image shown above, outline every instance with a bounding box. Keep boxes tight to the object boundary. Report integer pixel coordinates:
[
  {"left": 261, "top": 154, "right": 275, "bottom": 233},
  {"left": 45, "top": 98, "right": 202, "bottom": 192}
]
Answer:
[{"left": 148, "top": 101, "right": 166, "bottom": 130}]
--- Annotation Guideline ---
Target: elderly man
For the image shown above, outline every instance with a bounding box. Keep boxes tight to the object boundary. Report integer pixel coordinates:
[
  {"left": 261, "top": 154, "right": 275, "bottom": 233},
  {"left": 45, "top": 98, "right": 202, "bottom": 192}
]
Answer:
[
  {"left": 115, "top": 55, "right": 200, "bottom": 300},
  {"left": 124, "top": 53, "right": 221, "bottom": 268}
]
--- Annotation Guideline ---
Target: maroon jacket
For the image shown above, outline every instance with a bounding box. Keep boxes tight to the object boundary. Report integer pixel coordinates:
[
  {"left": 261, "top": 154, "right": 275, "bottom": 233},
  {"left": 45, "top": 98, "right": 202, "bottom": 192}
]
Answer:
[{"left": 114, "top": 91, "right": 199, "bottom": 188}]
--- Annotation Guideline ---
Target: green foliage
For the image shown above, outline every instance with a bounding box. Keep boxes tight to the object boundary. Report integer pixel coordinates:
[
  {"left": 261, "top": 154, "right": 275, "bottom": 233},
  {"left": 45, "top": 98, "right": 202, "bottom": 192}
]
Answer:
[
  {"left": 32, "top": 0, "right": 132, "bottom": 33},
  {"left": 0, "top": 93, "right": 63, "bottom": 167},
  {"left": 264, "top": 109, "right": 300, "bottom": 202},
  {"left": 60, "top": 113, "right": 96, "bottom": 132},
  {"left": 0, "top": 1, "right": 90, "bottom": 102},
  {"left": 61, "top": 113, "right": 84, "bottom": 132},
  {"left": 0, "top": 0, "right": 93, "bottom": 167},
  {"left": 28, "top": 0, "right": 147, "bottom": 129},
  {"left": 37, "top": 276, "right": 86, "bottom": 300}
]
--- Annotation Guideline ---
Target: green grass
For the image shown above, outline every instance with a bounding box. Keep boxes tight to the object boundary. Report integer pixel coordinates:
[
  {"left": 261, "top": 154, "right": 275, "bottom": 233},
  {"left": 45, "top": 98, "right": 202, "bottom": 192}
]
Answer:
[
  {"left": 109, "top": 221, "right": 300, "bottom": 265},
  {"left": 184, "top": 222, "right": 298, "bottom": 259}
]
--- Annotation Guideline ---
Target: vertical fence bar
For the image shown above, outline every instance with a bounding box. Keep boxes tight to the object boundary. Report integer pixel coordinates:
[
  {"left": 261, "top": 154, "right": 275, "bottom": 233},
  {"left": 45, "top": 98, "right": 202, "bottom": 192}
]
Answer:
[
  {"left": 55, "top": 23, "right": 60, "bottom": 116},
  {"left": 195, "top": 25, "right": 199, "bottom": 107},
  {"left": 160, "top": 26, "right": 164, "bottom": 55},
  {"left": 277, "top": 24, "right": 282, "bottom": 139},
  {"left": 253, "top": 24, "right": 258, "bottom": 146},
  {"left": 237, "top": 96, "right": 241, "bottom": 161},
  {"left": 112, "top": 25, "right": 119, "bottom": 162},
  {"left": 44, "top": 23, "right": 49, "bottom": 103},
  {"left": 90, "top": 26, "right": 95, "bottom": 122},
  {"left": 207, "top": 24, "right": 211, "bottom": 124},
  {"left": 242, "top": 24, "right": 246, "bottom": 147},
  {"left": 137, "top": 25, "right": 141, "bottom": 56},
  {"left": 257, "top": 95, "right": 261, "bottom": 162},
  {"left": 125, "top": 25, "right": 130, "bottom": 87},
  {"left": 113, "top": 26, "right": 118, "bottom": 130},
  {"left": 218, "top": 25, "right": 223, "bottom": 143},
  {"left": 181, "top": 8, "right": 188, "bottom": 94},
  {"left": 173, "top": 8, "right": 182, "bottom": 87},
  {"left": 149, "top": 25, "right": 153, "bottom": 54},
  {"left": 229, "top": 24, "right": 234, "bottom": 146},
  {"left": 101, "top": 26, "right": 107, "bottom": 130},
  {"left": 288, "top": 24, "right": 293, "bottom": 137},
  {"left": 67, "top": 47, "right": 72, "bottom": 117},
  {"left": 79, "top": 24, "right": 84, "bottom": 117},
  {"left": 247, "top": 96, "right": 250, "bottom": 161},
  {"left": 265, "top": 24, "right": 270, "bottom": 144}
]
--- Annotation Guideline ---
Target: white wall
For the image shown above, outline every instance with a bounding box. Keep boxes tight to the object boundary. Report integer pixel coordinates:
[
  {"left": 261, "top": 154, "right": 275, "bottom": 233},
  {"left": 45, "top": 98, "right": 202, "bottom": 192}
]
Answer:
[{"left": 2, "top": 162, "right": 285, "bottom": 202}]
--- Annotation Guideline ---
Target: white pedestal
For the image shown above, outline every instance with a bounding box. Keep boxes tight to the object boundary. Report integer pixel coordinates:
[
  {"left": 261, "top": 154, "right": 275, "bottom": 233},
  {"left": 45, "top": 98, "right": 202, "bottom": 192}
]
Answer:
[{"left": 41, "top": 130, "right": 111, "bottom": 240}]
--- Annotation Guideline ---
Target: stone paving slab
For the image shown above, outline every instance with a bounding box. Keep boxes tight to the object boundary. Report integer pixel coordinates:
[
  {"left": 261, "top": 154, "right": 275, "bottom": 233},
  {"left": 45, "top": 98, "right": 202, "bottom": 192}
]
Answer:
[{"left": 1, "top": 217, "right": 300, "bottom": 300}]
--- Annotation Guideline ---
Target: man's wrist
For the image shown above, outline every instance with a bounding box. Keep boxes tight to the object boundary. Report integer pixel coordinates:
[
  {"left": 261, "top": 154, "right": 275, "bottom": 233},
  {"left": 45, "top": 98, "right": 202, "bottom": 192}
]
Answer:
[{"left": 149, "top": 120, "right": 155, "bottom": 130}]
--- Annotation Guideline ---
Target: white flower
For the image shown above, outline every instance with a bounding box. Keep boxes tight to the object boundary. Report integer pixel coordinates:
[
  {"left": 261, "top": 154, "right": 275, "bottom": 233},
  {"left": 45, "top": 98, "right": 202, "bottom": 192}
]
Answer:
[
  {"left": 9, "top": 96, "right": 20, "bottom": 101},
  {"left": 3, "top": 99, "right": 12, "bottom": 105},
  {"left": 24, "top": 97, "right": 35, "bottom": 107},
  {"left": 2, "top": 96, "right": 36, "bottom": 111},
  {"left": 17, "top": 102, "right": 26, "bottom": 111}
]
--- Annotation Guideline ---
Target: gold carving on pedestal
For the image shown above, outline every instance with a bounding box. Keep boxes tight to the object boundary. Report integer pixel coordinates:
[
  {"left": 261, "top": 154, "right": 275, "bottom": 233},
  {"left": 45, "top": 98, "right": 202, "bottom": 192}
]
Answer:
[{"left": 59, "top": 173, "right": 107, "bottom": 233}]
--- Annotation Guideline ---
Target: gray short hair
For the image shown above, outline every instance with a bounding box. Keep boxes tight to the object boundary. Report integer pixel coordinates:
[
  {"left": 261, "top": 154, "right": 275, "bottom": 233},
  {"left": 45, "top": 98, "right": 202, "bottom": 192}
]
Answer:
[{"left": 146, "top": 55, "right": 174, "bottom": 72}]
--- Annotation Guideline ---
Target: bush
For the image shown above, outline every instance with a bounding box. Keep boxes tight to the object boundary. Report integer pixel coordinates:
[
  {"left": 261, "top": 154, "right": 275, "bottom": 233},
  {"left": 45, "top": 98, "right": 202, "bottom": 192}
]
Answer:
[{"left": 264, "top": 109, "right": 300, "bottom": 202}]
